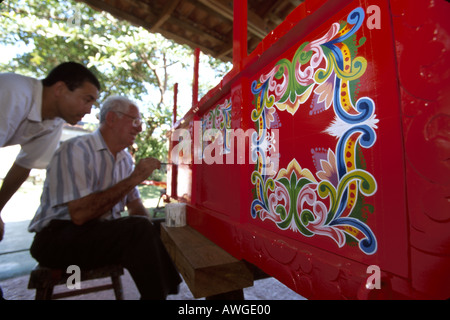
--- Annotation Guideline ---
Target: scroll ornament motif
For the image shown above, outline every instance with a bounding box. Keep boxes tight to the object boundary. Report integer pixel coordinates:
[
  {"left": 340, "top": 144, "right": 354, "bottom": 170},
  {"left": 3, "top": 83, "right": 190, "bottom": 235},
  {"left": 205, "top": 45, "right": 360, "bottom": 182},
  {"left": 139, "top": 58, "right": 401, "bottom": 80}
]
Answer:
[
  {"left": 250, "top": 7, "right": 379, "bottom": 255},
  {"left": 201, "top": 98, "right": 232, "bottom": 155}
]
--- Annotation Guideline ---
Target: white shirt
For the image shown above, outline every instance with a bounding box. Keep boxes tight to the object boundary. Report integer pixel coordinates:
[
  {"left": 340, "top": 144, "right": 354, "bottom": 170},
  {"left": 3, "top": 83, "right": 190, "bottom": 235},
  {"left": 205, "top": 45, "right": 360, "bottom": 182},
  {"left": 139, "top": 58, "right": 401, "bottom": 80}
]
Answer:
[
  {"left": 0, "top": 73, "right": 64, "bottom": 169},
  {"left": 28, "top": 129, "right": 140, "bottom": 232}
]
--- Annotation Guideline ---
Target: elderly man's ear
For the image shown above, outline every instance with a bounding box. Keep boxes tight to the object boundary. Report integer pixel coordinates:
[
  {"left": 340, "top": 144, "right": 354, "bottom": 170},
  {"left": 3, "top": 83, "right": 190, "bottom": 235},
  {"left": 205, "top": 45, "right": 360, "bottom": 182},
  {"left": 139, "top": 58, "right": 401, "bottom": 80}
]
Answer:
[{"left": 104, "top": 111, "right": 118, "bottom": 127}]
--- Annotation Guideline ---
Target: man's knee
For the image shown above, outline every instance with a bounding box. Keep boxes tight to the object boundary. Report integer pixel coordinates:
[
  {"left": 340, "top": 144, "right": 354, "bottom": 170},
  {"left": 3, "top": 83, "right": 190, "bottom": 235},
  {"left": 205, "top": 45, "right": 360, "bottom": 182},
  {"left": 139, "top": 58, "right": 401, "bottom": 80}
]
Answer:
[{"left": 121, "top": 216, "right": 157, "bottom": 238}]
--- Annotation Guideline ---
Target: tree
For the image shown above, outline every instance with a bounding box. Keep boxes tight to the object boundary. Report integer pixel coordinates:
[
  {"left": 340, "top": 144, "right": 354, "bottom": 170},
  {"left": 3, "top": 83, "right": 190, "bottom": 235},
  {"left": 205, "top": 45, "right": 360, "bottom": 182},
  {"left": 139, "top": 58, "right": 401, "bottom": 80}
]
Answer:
[{"left": 0, "top": 0, "right": 232, "bottom": 163}]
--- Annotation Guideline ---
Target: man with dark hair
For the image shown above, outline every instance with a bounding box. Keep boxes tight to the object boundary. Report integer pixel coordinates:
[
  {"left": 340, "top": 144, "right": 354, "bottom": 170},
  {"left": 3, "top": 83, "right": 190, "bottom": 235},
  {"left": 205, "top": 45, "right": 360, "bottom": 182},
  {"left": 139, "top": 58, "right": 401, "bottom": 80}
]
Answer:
[
  {"left": 0, "top": 62, "right": 100, "bottom": 242},
  {"left": 41, "top": 61, "right": 100, "bottom": 91},
  {"left": 28, "top": 95, "right": 181, "bottom": 299}
]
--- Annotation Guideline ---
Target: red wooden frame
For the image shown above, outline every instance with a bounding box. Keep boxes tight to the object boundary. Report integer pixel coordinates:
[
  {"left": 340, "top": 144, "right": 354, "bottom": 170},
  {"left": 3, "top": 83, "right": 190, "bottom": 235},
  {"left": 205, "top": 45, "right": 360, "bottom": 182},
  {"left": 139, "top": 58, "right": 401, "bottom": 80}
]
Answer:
[{"left": 167, "top": 0, "right": 450, "bottom": 299}]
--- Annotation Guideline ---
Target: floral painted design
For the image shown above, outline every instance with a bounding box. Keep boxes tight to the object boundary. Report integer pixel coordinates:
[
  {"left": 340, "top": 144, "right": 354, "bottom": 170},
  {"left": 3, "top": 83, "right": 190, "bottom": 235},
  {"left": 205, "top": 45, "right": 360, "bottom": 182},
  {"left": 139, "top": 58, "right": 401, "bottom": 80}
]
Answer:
[
  {"left": 250, "top": 7, "right": 378, "bottom": 255},
  {"left": 201, "top": 98, "right": 232, "bottom": 155}
]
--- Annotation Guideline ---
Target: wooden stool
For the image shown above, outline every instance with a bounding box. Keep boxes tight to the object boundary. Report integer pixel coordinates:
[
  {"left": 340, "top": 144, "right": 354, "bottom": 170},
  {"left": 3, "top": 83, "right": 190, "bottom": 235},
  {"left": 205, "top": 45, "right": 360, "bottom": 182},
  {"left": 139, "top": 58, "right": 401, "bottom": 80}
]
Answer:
[{"left": 28, "top": 264, "right": 124, "bottom": 300}]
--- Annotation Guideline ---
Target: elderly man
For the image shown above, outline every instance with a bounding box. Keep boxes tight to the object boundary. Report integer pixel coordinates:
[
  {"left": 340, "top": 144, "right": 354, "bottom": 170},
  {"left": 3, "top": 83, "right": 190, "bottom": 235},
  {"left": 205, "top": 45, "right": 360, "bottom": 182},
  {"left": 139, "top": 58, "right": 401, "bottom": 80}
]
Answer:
[
  {"left": 28, "top": 95, "right": 181, "bottom": 300},
  {"left": 0, "top": 62, "right": 100, "bottom": 241}
]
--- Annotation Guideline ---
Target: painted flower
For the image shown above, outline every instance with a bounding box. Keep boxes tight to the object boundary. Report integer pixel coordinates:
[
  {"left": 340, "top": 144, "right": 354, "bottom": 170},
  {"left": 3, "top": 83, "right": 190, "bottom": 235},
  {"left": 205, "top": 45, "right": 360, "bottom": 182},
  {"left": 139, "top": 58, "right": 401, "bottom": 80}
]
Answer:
[
  {"left": 265, "top": 106, "right": 275, "bottom": 127},
  {"left": 316, "top": 149, "right": 339, "bottom": 187},
  {"left": 314, "top": 71, "right": 335, "bottom": 111}
]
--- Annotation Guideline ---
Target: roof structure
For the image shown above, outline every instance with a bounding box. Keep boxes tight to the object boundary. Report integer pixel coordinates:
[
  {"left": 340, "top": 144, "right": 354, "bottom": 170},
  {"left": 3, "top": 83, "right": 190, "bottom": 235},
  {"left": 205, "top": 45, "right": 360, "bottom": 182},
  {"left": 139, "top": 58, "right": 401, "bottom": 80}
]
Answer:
[{"left": 75, "top": 0, "right": 304, "bottom": 62}]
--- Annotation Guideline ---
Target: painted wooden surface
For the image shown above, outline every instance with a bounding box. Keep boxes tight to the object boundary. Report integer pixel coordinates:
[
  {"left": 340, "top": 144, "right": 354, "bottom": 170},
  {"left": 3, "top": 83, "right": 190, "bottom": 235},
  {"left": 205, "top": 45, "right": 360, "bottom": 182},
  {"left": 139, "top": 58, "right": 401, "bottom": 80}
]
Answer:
[{"left": 167, "top": 0, "right": 450, "bottom": 299}]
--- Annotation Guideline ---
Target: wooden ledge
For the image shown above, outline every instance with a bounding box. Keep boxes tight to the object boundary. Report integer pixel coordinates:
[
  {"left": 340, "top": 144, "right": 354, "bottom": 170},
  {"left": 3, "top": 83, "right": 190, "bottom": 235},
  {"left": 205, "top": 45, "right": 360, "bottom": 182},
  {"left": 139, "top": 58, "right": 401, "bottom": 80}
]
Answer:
[{"left": 160, "top": 223, "right": 253, "bottom": 299}]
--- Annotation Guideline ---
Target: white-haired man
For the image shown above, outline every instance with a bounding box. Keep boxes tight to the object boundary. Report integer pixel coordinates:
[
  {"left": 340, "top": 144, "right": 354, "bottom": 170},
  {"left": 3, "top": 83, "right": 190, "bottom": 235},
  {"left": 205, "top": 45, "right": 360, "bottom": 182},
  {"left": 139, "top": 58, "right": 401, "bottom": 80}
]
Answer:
[{"left": 28, "top": 95, "right": 181, "bottom": 299}]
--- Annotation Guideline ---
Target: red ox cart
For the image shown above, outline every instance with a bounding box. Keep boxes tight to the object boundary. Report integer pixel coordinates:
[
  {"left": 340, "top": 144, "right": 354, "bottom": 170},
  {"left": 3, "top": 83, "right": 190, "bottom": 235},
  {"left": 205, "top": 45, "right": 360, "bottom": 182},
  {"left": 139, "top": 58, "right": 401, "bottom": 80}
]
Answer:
[{"left": 165, "top": 0, "right": 450, "bottom": 299}]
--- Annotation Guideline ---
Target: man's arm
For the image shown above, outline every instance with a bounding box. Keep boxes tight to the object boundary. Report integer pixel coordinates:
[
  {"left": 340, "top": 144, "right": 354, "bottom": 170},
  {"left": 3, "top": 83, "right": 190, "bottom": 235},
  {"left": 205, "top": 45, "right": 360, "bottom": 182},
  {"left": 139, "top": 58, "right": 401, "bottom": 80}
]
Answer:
[
  {"left": 67, "top": 157, "right": 159, "bottom": 226},
  {"left": 0, "top": 163, "right": 31, "bottom": 241},
  {"left": 127, "top": 198, "right": 149, "bottom": 217}
]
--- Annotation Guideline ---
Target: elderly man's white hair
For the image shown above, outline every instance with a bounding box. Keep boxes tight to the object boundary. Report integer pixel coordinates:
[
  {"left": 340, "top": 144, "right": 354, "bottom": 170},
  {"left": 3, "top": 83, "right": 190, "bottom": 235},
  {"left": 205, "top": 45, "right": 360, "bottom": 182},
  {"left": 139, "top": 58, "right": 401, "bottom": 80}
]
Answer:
[{"left": 99, "top": 95, "right": 139, "bottom": 123}]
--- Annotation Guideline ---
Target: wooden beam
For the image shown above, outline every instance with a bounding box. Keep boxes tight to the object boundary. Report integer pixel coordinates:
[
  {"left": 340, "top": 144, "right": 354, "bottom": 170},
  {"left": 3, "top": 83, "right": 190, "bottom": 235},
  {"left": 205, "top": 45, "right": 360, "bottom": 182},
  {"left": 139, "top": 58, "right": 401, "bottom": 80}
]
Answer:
[
  {"left": 263, "top": 0, "right": 290, "bottom": 20},
  {"left": 216, "top": 40, "right": 233, "bottom": 60},
  {"left": 263, "top": 0, "right": 303, "bottom": 25},
  {"left": 79, "top": 0, "right": 157, "bottom": 30},
  {"left": 80, "top": 0, "right": 227, "bottom": 59},
  {"left": 150, "top": 0, "right": 182, "bottom": 32},
  {"left": 166, "top": 15, "right": 227, "bottom": 44},
  {"left": 160, "top": 224, "right": 253, "bottom": 299},
  {"left": 156, "top": 28, "right": 218, "bottom": 58},
  {"left": 198, "top": 0, "right": 233, "bottom": 20},
  {"left": 197, "top": 0, "right": 269, "bottom": 39}
]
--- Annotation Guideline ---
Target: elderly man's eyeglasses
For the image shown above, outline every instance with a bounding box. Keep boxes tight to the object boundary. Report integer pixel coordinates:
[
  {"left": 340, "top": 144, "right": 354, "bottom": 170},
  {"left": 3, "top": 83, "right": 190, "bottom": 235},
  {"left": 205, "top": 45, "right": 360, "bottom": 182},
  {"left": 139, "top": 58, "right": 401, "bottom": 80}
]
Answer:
[{"left": 115, "top": 111, "right": 143, "bottom": 128}]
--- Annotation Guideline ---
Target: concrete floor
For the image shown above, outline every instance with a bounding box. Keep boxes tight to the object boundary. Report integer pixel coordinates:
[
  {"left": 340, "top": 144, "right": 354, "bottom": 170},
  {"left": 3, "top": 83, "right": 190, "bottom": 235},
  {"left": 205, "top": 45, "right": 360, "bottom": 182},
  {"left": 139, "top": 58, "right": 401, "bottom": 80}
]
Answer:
[
  {"left": 0, "top": 221, "right": 36, "bottom": 281},
  {"left": 0, "top": 217, "right": 304, "bottom": 300},
  {"left": 0, "top": 183, "right": 304, "bottom": 300}
]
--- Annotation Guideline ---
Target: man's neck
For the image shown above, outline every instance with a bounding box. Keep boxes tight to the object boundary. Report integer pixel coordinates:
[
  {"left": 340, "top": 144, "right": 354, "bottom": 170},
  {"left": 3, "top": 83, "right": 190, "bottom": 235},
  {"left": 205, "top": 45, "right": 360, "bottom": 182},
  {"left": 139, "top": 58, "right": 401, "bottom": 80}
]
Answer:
[
  {"left": 41, "top": 85, "right": 57, "bottom": 120},
  {"left": 99, "top": 126, "right": 123, "bottom": 159}
]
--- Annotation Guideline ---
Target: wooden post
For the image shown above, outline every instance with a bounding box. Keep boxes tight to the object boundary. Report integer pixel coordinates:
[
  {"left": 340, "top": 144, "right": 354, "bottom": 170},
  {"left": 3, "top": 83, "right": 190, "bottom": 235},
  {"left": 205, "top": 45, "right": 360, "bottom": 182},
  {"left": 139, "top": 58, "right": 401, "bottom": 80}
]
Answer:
[
  {"left": 192, "top": 47, "right": 200, "bottom": 107},
  {"left": 171, "top": 83, "right": 178, "bottom": 199},
  {"left": 233, "top": 0, "right": 247, "bottom": 71},
  {"left": 173, "top": 82, "right": 178, "bottom": 125}
]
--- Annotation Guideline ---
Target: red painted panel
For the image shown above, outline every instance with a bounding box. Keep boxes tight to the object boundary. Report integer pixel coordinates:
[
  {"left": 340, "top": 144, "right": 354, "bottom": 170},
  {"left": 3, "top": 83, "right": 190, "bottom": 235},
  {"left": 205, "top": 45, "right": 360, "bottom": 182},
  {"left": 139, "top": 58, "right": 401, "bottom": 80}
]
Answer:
[
  {"left": 391, "top": 0, "right": 450, "bottom": 299},
  {"left": 169, "top": 0, "right": 450, "bottom": 299},
  {"left": 244, "top": 0, "right": 408, "bottom": 292}
]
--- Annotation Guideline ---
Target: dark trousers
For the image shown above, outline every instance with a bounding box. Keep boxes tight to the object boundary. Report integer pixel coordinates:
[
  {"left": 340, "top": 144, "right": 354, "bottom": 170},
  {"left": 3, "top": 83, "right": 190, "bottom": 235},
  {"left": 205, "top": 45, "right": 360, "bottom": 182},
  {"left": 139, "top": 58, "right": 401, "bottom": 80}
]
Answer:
[{"left": 30, "top": 216, "right": 181, "bottom": 299}]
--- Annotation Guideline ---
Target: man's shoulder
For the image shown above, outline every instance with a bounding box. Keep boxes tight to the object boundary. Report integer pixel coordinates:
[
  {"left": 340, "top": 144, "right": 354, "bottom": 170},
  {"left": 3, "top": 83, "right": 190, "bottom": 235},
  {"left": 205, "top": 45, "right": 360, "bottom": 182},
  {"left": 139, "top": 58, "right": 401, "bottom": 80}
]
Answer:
[
  {"left": 0, "top": 73, "right": 38, "bottom": 89},
  {"left": 0, "top": 73, "right": 41, "bottom": 115},
  {"left": 58, "top": 132, "right": 96, "bottom": 152}
]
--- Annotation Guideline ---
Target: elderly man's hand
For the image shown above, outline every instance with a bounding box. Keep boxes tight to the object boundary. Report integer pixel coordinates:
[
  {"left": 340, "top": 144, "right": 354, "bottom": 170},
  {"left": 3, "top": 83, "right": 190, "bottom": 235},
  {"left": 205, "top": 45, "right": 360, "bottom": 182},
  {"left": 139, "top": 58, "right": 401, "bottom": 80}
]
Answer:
[{"left": 131, "top": 157, "right": 161, "bottom": 183}]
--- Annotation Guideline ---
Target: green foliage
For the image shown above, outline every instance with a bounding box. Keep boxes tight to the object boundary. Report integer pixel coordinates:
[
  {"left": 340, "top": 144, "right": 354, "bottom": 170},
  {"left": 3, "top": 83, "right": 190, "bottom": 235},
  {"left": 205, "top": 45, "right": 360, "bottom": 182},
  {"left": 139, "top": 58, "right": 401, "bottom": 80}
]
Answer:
[{"left": 0, "top": 0, "right": 231, "bottom": 162}]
